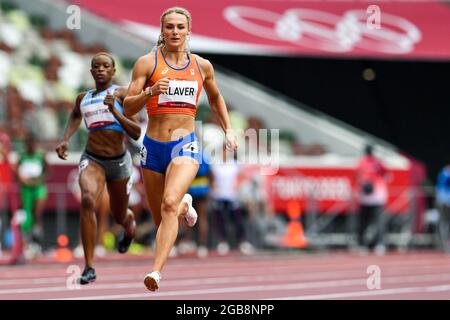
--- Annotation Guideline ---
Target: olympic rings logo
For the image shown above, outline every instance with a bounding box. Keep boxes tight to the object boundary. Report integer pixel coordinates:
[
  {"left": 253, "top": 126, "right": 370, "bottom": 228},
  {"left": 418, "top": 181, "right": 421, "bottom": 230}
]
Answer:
[{"left": 224, "top": 6, "right": 421, "bottom": 54}]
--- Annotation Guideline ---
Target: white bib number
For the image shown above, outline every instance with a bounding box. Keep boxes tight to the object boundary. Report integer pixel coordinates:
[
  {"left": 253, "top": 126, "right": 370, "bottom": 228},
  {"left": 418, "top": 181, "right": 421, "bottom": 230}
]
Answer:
[
  {"left": 82, "top": 103, "right": 115, "bottom": 129},
  {"left": 19, "top": 162, "right": 43, "bottom": 179},
  {"left": 158, "top": 80, "right": 198, "bottom": 108}
]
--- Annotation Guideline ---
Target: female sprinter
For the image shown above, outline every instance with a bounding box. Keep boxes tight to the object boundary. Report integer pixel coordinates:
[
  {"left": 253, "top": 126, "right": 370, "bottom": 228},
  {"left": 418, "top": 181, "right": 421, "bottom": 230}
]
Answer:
[
  {"left": 56, "top": 52, "right": 141, "bottom": 284},
  {"left": 123, "top": 7, "right": 237, "bottom": 291}
]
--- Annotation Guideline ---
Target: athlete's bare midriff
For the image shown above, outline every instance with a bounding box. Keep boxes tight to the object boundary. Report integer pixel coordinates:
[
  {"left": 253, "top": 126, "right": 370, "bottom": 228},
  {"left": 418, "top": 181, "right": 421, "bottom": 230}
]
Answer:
[
  {"left": 147, "top": 113, "right": 195, "bottom": 142},
  {"left": 85, "top": 130, "right": 126, "bottom": 157}
]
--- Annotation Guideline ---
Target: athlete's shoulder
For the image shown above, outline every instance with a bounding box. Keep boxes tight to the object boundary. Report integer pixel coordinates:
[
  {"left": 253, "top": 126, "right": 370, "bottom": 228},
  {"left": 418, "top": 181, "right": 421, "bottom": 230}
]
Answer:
[
  {"left": 135, "top": 52, "right": 156, "bottom": 70},
  {"left": 130, "top": 52, "right": 157, "bottom": 80},
  {"left": 113, "top": 85, "right": 127, "bottom": 96},
  {"left": 112, "top": 86, "right": 127, "bottom": 103},
  {"left": 192, "top": 54, "right": 213, "bottom": 75},
  {"left": 76, "top": 91, "right": 88, "bottom": 105}
]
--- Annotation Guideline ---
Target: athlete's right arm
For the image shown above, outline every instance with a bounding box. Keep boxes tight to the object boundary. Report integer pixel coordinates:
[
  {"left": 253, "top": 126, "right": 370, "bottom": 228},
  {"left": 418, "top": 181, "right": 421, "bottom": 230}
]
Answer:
[
  {"left": 55, "top": 93, "right": 85, "bottom": 160},
  {"left": 123, "top": 55, "right": 153, "bottom": 117},
  {"left": 123, "top": 53, "right": 169, "bottom": 117}
]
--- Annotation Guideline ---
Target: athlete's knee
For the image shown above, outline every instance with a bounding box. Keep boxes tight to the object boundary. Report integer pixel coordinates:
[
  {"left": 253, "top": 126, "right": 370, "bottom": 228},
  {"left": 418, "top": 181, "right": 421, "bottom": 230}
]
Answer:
[
  {"left": 81, "top": 193, "right": 96, "bottom": 211},
  {"left": 161, "top": 195, "right": 179, "bottom": 217}
]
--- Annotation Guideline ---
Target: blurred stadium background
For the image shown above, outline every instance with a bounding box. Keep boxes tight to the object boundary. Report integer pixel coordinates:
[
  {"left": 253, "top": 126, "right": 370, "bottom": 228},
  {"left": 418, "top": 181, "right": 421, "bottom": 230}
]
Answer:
[{"left": 0, "top": 0, "right": 450, "bottom": 270}]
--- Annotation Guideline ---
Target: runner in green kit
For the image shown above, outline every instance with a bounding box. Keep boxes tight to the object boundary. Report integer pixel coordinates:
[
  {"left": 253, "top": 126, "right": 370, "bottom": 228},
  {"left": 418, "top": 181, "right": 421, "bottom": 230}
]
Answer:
[{"left": 17, "top": 135, "right": 48, "bottom": 248}]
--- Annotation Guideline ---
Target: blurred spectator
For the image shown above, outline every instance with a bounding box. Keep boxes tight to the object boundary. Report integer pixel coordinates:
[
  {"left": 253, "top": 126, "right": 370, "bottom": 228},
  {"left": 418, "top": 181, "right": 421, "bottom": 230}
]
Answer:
[
  {"left": 228, "top": 104, "right": 247, "bottom": 131},
  {"left": 36, "top": 100, "right": 60, "bottom": 147},
  {"left": 39, "top": 27, "right": 53, "bottom": 41},
  {"left": 435, "top": 163, "right": 450, "bottom": 252},
  {"left": 15, "top": 134, "right": 48, "bottom": 258},
  {"left": 239, "top": 165, "right": 273, "bottom": 249},
  {"left": 43, "top": 55, "right": 61, "bottom": 81},
  {"left": 0, "top": 52, "right": 11, "bottom": 89},
  {"left": 292, "top": 138, "right": 327, "bottom": 156},
  {"left": 8, "top": 120, "right": 28, "bottom": 152},
  {"left": 211, "top": 144, "right": 254, "bottom": 255},
  {"left": 356, "top": 145, "right": 389, "bottom": 254},
  {"left": 1, "top": 126, "right": 24, "bottom": 264},
  {"left": 0, "top": 127, "right": 13, "bottom": 213},
  {"left": 244, "top": 116, "right": 269, "bottom": 162},
  {"left": 247, "top": 116, "right": 264, "bottom": 131},
  {"left": 21, "top": 100, "right": 39, "bottom": 138}
]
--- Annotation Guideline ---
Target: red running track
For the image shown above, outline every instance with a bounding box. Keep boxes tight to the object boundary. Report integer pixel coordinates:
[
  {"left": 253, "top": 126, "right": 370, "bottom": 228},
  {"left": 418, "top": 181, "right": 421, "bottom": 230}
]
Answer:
[{"left": 1, "top": 250, "right": 450, "bottom": 300}]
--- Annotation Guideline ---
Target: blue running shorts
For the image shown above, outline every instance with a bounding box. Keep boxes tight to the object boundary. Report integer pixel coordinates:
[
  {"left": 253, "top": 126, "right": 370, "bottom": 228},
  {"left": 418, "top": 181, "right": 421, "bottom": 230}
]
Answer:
[{"left": 140, "top": 132, "right": 201, "bottom": 174}]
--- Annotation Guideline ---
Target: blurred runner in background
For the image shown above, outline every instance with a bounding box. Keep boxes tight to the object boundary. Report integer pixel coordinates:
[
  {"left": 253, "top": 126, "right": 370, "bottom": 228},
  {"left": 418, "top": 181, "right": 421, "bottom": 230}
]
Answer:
[
  {"left": 16, "top": 135, "right": 48, "bottom": 259},
  {"left": 356, "top": 145, "right": 389, "bottom": 255}
]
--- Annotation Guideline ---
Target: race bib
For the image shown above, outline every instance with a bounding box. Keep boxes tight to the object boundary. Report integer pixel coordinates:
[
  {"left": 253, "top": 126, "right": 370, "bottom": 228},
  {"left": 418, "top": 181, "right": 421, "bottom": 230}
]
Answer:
[
  {"left": 79, "top": 159, "right": 89, "bottom": 172},
  {"left": 82, "top": 103, "right": 115, "bottom": 129},
  {"left": 18, "top": 162, "right": 43, "bottom": 179},
  {"left": 181, "top": 141, "right": 200, "bottom": 154},
  {"left": 158, "top": 80, "right": 198, "bottom": 108},
  {"left": 139, "top": 145, "right": 147, "bottom": 166}
]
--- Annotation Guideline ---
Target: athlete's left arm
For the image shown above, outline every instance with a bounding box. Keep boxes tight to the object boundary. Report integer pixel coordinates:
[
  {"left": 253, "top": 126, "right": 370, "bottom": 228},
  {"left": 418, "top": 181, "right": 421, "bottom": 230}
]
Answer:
[
  {"left": 198, "top": 56, "right": 237, "bottom": 151},
  {"left": 104, "top": 87, "right": 141, "bottom": 140}
]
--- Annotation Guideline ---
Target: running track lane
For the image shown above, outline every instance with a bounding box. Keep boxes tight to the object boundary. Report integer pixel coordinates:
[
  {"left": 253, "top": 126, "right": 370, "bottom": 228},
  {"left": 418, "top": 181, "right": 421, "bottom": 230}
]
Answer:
[{"left": 0, "top": 251, "right": 450, "bottom": 300}]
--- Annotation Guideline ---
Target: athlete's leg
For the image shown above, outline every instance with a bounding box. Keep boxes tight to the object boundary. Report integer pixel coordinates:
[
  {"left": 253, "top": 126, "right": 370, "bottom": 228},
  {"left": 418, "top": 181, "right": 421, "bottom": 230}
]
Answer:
[
  {"left": 33, "top": 198, "right": 45, "bottom": 229},
  {"left": 9, "top": 183, "right": 24, "bottom": 263},
  {"left": 106, "top": 177, "right": 136, "bottom": 252},
  {"left": 32, "top": 185, "right": 47, "bottom": 245},
  {"left": 79, "top": 161, "right": 106, "bottom": 268},
  {"left": 20, "top": 186, "right": 33, "bottom": 234},
  {"left": 141, "top": 169, "right": 165, "bottom": 227},
  {"left": 95, "top": 187, "right": 110, "bottom": 247},
  {"left": 151, "top": 157, "right": 199, "bottom": 273}
]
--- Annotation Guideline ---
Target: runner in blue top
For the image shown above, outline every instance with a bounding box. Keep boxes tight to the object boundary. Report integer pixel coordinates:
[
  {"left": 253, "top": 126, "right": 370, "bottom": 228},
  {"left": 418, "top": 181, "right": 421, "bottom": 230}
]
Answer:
[{"left": 55, "top": 52, "right": 141, "bottom": 284}]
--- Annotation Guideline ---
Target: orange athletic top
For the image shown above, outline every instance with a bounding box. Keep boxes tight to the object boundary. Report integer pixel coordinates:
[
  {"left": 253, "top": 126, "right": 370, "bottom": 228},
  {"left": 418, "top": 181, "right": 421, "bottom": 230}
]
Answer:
[{"left": 144, "top": 47, "right": 204, "bottom": 118}]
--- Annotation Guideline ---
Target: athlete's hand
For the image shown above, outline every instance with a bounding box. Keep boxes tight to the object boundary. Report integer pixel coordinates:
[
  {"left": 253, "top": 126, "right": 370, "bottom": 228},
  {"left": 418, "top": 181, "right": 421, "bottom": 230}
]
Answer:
[
  {"left": 151, "top": 77, "right": 170, "bottom": 96},
  {"left": 225, "top": 129, "right": 238, "bottom": 151},
  {"left": 55, "top": 140, "right": 69, "bottom": 160},
  {"left": 103, "top": 90, "right": 116, "bottom": 111}
]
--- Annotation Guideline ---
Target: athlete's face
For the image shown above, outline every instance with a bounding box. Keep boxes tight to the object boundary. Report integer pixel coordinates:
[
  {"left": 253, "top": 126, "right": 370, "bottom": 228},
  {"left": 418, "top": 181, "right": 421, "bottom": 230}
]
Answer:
[
  {"left": 90, "top": 55, "right": 115, "bottom": 85},
  {"left": 162, "top": 13, "right": 190, "bottom": 49}
]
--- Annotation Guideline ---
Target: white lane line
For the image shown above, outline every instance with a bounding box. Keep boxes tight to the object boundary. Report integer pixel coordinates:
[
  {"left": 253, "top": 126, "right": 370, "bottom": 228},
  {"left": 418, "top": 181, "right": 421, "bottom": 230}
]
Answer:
[
  {"left": 267, "top": 284, "right": 450, "bottom": 300},
  {"left": 49, "top": 273, "right": 450, "bottom": 300},
  {"left": 0, "top": 274, "right": 142, "bottom": 286},
  {"left": 0, "top": 262, "right": 362, "bottom": 284}
]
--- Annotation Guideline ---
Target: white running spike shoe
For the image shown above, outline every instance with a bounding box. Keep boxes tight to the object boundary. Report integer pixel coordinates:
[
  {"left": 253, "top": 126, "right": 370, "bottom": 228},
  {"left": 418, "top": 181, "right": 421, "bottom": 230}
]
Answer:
[
  {"left": 182, "top": 193, "right": 198, "bottom": 227},
  {"left": 144, "top": 271, "right": 162, "bottom": 292}
]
